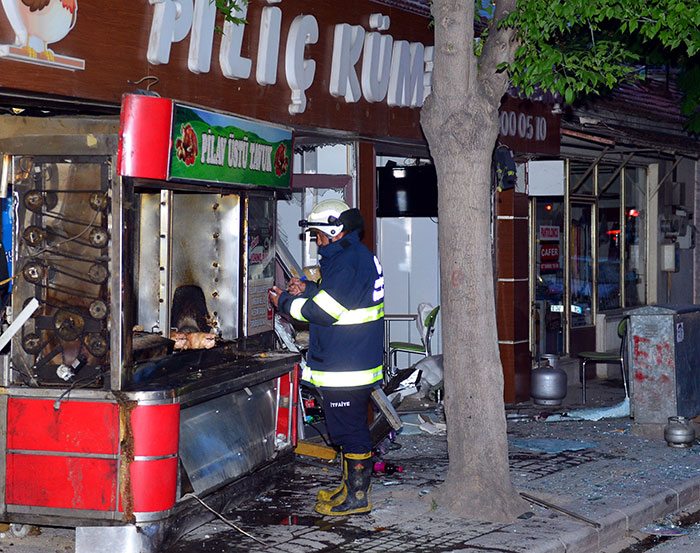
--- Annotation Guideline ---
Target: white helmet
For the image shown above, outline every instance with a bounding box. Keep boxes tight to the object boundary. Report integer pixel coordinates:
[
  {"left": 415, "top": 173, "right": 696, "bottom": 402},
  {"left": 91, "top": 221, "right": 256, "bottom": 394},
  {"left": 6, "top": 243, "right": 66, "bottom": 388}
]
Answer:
[{"left": 300, "top": 199, "right": 350, "bottom": 237}]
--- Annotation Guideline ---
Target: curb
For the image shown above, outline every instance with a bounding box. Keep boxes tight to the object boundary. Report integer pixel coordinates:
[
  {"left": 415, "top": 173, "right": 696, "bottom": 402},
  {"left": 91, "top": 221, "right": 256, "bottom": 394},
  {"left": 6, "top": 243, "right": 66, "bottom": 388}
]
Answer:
[{"left": 517, "top": 476, "right": 700, "bottom": 553}]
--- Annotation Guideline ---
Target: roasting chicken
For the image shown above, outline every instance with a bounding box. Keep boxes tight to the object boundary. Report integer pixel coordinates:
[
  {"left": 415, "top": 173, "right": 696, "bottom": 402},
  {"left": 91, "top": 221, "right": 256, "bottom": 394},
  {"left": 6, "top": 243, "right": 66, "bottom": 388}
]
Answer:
[{"left": 170, "top": 331, "right": 217, "bottom": 350}]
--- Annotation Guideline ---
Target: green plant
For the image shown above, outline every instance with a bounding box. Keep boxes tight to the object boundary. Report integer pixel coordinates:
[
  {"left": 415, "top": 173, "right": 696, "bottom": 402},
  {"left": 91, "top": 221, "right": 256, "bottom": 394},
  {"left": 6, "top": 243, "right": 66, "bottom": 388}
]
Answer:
[
  {"left": 213, "top": 0, "right": 248, "bottom": 32},
  {"left": 499, "top": 0, "right": 700, "bottom": 130}
]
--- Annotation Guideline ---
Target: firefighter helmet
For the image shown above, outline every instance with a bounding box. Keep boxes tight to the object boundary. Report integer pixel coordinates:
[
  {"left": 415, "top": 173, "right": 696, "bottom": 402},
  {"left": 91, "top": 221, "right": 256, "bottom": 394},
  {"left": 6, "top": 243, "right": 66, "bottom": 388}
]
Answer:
[{"left": 300, "top": 199, "right": 350, "bottom": 237}]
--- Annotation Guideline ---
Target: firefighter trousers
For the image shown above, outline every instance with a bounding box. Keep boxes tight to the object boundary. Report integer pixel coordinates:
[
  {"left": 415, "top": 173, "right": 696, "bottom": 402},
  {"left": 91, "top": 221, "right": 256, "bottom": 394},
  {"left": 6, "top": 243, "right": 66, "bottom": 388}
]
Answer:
[{"left": 321, "top": 386, "right": 373, "bottom": 454}]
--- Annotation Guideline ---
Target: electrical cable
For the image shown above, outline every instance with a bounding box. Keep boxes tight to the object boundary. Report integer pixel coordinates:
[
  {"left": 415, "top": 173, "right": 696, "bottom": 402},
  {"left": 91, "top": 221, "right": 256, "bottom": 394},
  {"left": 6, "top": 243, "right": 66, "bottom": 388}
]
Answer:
[
  {"left": 182, "top": 492, "right": 267, "bottom": 546},
  {"left": 24, "top": 195, "right": 104, "bottom": 257},
  {"left": 53, "top": 367, "right": 107, "bottom": 410},
  {"left": 306, "top": 421, "right": 332, "bottom": 447},
  {"left": 9, "top": 365, "right": 34, "bottom": 386},
  {"left": 39, "top": 209, "right": 105, "bottom": 228},
  {"left": 11, "top": 356, "right": 39, "bottom": 387},
  {"left": 519, "top": 492, "right": 601, "bottom": 528}
]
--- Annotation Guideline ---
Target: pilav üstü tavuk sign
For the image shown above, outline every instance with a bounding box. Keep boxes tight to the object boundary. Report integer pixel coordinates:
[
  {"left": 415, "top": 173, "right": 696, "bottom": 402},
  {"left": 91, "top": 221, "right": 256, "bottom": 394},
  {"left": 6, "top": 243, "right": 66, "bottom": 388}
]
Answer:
[
  {"left": 118, "top": 95, "right": 293, "bottom": 189},
  {"left": 170, "top": 104, "right": 292, "bottom": 188}
]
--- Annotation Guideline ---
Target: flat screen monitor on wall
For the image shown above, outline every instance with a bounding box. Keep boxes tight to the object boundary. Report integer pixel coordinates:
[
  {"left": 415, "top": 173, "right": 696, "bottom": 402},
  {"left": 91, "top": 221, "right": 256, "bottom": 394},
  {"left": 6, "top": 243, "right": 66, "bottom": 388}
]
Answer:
[{"left": 376, "top": 165, "right": 438, "bottom": 217}]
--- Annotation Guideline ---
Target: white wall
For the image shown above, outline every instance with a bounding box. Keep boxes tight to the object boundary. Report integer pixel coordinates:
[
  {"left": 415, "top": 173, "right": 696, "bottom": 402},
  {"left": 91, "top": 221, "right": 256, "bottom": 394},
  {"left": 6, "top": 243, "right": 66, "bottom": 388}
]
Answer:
[
  {"left": 377, "top": 216, "right": 441, "bottom": 369},
  {"left": 657, "top": 157, "right": 697, "bottom": 304}
]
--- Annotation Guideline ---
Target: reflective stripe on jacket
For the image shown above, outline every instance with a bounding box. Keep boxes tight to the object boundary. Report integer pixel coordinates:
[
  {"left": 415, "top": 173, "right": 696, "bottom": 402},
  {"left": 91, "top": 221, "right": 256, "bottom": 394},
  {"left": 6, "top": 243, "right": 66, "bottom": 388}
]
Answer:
[
  {"left": 278, "top": 231, "right": 384, "bottom": 388},
  {"left": 308, "top": 366, "right": 383, "bottom": 388},
  {"left": 289, "top": 292, "right": 384, "bottom": 325}
]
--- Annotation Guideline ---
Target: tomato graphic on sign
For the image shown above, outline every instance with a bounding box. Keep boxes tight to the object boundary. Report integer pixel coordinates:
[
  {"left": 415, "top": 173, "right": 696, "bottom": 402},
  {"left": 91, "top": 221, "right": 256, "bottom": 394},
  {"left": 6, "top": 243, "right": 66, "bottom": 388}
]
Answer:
[
  {"left": 274, "top": 143, "right": 289, "bottom": 177},
  {"left": 175, "top": 124, "right": 199, "bottom": 166}
]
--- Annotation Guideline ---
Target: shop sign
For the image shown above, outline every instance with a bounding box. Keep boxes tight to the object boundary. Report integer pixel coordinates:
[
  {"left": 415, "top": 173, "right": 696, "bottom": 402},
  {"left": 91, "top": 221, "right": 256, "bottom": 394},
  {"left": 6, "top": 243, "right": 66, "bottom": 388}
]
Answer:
[
  {"left": 539, "top": 244, "right": 559, "bottom": 261},
  {"left": 0, "top": 2, "right": 433, "bottom": 143},
  {"left": 170, "top": 104, "right": 292, "bottom": 188},
  {"left": 541, "top": 262, "right": 560, "bottom": 272},
  {"left": 118, "top": 95, "right": 293, "bottom": 189},
  {"left": 539, "top": 225, "right": 560, "bottom": 240},
  {"left": 147, "top": 3, "right": 433, "bottom": 115},
  {"left": 0, "top": 0, "right": 85, "bottom": 70},
  {"left": 247, "top": 277, "right": 274, "bottom": 334},
  {"left": 499, "top": 96, "right": 560, "bottom": 156}
]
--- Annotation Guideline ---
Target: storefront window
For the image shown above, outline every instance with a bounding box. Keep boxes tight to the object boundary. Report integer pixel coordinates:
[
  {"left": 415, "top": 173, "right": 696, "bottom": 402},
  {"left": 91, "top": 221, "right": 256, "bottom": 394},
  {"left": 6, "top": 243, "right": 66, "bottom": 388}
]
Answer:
[
  {"left": 534, "top": 198, "right": 564, "bottom": 355},
  {"left": 597, "top": 164, "right": 621, "bottom": 310},
  {"left": 537, "top": 160, "right": 649, "bottom": 357},
  {"left": 571, "top": 203, "right": 593, "bottom": 326},
  {"left": 624, "top": 167, "right": 647, "bottom": 306},
  {"left": 570, "top": 161, "right": 594, "bottom": 195}
]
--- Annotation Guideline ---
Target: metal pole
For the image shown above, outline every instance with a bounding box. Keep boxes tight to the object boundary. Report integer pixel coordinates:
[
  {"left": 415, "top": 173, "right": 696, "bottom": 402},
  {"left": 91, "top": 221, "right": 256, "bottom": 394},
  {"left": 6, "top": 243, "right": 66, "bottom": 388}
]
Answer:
[{"left": 520, "top": 492, "right": 601, "bottom": 528}]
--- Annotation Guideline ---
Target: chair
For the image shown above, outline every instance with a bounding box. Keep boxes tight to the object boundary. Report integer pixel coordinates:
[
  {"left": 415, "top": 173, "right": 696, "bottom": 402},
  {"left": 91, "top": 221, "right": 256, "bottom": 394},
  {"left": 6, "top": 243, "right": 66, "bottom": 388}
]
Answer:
[
  {"left": 389, "top": 304, "right": 440, "bottom": 369},
  {"left": 578, "top": 317, "right": 629, "bottom": 403}
]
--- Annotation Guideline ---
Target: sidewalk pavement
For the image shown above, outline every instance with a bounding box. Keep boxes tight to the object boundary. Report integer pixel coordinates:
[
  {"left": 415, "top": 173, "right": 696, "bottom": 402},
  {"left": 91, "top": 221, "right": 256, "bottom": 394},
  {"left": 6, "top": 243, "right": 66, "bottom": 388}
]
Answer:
[
  {"left": 1, "top": 379, "right": 698, "bottom": 552},
  {"left": 168, "top": 379, "right": 700, "bottom": 553}
]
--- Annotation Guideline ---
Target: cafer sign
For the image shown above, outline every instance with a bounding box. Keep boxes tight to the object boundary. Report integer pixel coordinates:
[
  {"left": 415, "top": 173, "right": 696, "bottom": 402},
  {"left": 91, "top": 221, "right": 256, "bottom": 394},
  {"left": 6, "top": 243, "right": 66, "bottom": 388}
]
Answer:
[
  {"left": 539, "top": 244, "right": 559, "bottom": 260},
  {"left": 147, "top": 1, "right": 434, "bottom": 115}
]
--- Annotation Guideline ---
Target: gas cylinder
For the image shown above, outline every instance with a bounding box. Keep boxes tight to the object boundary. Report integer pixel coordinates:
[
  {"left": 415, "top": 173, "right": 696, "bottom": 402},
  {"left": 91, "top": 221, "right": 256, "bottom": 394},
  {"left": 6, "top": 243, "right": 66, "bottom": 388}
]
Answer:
[
  {"left": 664, "top": 416, "right": 696, "bottom": 448},
  {"left": 531, "top": 355, "right": 567, "bottom": 406}
]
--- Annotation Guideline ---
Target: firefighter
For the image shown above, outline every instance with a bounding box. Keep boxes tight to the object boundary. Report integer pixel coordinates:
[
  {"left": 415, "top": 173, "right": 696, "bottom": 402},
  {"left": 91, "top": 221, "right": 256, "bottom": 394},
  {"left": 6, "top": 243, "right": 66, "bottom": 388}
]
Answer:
[{"left": 269, "top": 199, "right": 384, "bottom": 516}]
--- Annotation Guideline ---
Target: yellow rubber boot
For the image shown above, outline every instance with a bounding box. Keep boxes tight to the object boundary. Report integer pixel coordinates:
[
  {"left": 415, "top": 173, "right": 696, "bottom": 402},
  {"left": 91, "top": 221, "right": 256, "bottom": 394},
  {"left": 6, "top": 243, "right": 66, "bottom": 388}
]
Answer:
[
  {"left": 315, "top": 452, "right": 372, "bottom": 516},
  {"left": 317, "top": 451, "right": 345, "bottom": 504}
]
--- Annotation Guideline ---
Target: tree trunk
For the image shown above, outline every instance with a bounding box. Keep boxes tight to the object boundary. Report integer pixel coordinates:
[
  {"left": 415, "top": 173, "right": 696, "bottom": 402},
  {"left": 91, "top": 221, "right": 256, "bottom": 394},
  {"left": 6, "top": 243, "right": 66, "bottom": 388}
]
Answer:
[{"left": 420, "top": 0, "right": 527, "bottom": 522}]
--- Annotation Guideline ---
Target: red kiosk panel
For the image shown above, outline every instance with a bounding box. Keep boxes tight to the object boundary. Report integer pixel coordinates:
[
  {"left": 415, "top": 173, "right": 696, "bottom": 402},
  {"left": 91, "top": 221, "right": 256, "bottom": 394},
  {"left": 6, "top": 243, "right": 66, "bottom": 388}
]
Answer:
[
  {"left": 131, "top": 403, "right": 180, "bottom": 457},
  {"left": 129, "top": 458, "right": 178, "bottom": 513},
  {"left": 118, "top": 95, "right": 173, "bottom": 180},
  {"left": 7, "top": 398, "right": 119, "bottom": 455},
  {"left": 6, "top": 454, "right": 118, "bottom": 511}
]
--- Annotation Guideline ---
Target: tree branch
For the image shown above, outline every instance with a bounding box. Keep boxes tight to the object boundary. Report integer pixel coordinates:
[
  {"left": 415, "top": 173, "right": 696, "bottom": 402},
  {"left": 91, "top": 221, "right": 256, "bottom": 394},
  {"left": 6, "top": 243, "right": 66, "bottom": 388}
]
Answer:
[{"left": 479, "top": 0, "right": 519, "bottom": 106}]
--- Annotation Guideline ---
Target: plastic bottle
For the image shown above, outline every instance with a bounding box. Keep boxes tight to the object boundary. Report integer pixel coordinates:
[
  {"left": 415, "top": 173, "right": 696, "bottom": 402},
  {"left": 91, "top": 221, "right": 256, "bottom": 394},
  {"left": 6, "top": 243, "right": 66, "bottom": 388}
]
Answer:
[{"left": 373, "top": 461, "right": 403, "bottom": 475}]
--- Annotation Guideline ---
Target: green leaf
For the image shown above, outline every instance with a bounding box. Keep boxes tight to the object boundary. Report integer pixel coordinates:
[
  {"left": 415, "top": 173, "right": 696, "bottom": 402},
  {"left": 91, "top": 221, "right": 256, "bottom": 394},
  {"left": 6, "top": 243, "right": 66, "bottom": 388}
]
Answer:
[
  {"left": 502, "top": 0, "right": 700, "bottom": 123},
  {"left": 213, "top": 0, "right": 248, "bottom": 26},
  {"left": 564, "top": 87, "right": 575, "bottom": 104}
]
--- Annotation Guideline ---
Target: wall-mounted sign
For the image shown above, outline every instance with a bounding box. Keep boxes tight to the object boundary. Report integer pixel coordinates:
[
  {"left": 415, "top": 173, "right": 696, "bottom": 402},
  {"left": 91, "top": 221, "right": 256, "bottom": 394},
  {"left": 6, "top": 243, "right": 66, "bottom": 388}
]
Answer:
[
  {"left": 0, "top": 2, "right": 432, "bottom": 143},
  {"left": 539, "top": 225, "right": 560, "bottom": 240},
  {"left": 170, "top": 104, "right": 292, "bottom": 188},
  {"left": 499, "top": 96, "right": 560, "bottom": 156},
  {"left": 0, "top": 0, "right": 84, "bottom": 70},
  {"left": 147, "top": 5, "right": 433, "bottom": 115},
  {"left": 118, "top": 95, "right": 293, "bottom": 189},
  {"left": 528, "top": 160, "right": 565, "bottom": 196}
]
